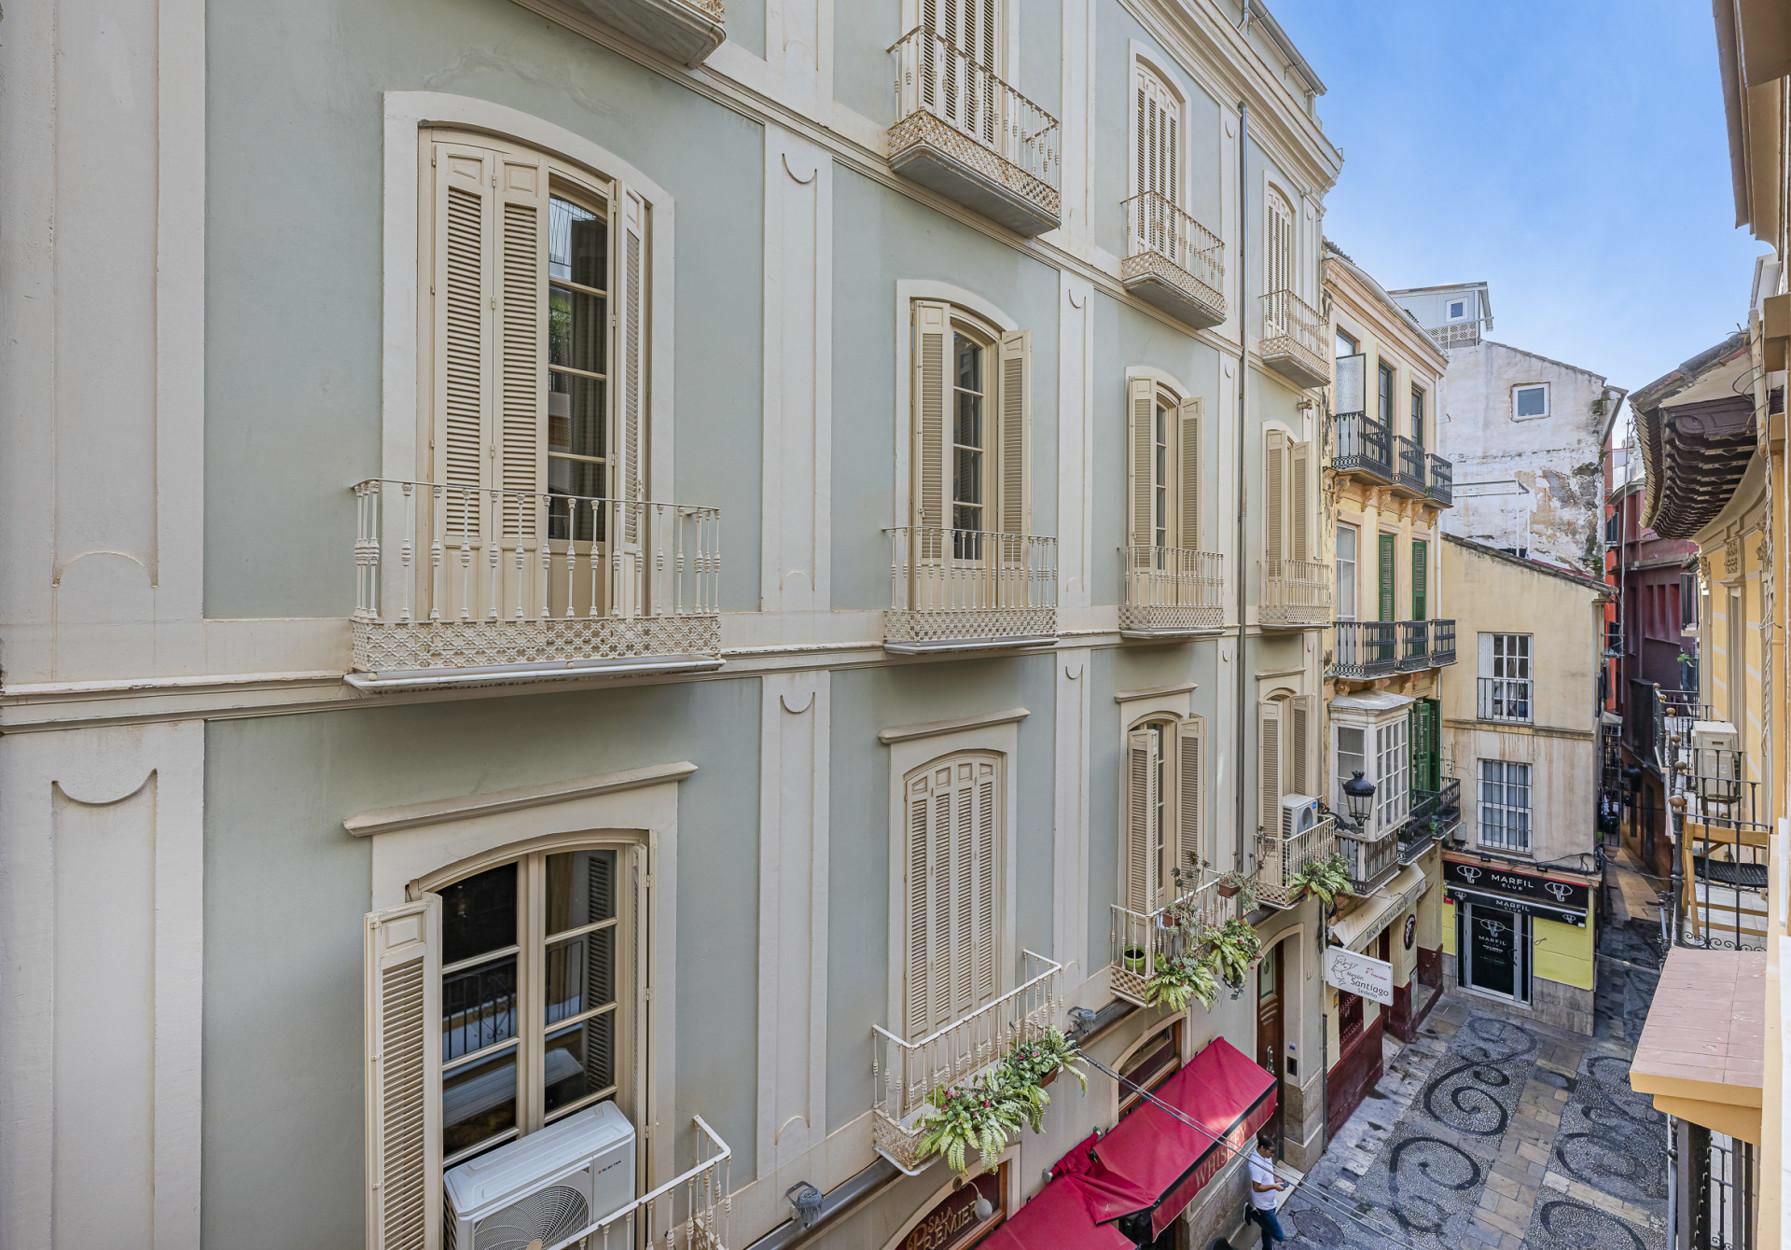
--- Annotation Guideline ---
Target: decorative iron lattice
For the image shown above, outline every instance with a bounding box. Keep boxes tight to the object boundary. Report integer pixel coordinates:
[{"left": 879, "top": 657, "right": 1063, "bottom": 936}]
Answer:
[{"left": 354, "top": 615, "right": 721, "bottom": 673}]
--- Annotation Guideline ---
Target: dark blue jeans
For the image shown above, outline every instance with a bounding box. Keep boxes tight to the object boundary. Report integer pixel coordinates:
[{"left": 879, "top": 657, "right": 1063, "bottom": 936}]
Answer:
[{"left": 1246, "top": 1204, "right": 1287, "bottom": 1246}]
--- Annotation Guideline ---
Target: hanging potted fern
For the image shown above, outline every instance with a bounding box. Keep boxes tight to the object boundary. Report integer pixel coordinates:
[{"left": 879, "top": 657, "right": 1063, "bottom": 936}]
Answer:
[
  {"left": 1290, "top": 853, "right": 1352, "bottom": 908},
  {"left": 913, "top": 1071, "right": 1025, "bottom": 1178},
  {"left": 1205, "top": 918, "right": 1264, "bottom": 990},
  {"left": 1004, "top": 1027, "right": 1088, "bottom": 1093},
  {"left": 1143, "top": 951, "right": 1221, "bottom": 1013}
]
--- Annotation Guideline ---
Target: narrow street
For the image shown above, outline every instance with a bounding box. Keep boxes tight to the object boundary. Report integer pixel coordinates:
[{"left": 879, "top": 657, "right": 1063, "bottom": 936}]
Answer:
[{"left": 1272, "top": 851, "right": 1669, "bottom": 1250}]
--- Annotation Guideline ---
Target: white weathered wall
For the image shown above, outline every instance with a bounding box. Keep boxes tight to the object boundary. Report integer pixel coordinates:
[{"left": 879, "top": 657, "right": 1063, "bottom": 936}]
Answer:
[{"left": 1435, "top": 341, "right": 1611, "bottom": 574}]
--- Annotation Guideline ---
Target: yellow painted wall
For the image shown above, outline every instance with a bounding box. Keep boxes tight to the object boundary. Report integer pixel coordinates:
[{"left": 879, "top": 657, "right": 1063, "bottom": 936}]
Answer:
[
  {"left": 1441, "top": 896, "right": 1456, "bottom": 955},
  {"left": 1533, "top": 916, "right": 1596, "bottom": 992}
]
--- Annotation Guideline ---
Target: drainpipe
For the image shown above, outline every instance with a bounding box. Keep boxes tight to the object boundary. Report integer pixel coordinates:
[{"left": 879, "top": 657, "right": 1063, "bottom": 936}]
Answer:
[{"left": 1233, "top": 100, "right": 1251, "bottom": 877}]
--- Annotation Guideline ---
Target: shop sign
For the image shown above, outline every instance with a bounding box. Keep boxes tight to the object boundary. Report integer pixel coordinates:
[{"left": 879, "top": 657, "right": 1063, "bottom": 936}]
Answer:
[
  {"left": 896, "top": 1169, "right": 1003, "bottom": 1250},
  {"left": 1324, "top": 947, "right": 1394, "bottom": 1005},
  {"left": 1443, "top": 858, "right": 1590, "bottom": 914}
]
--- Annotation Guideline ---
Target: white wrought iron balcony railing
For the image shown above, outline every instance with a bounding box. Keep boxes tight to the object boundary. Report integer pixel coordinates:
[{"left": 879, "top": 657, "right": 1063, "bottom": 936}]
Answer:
[
  {"left": 884, "top": 526, "right": 1057, "bottom": 652},
  {"left": 1109, "top": 874, "right": 1243, "bottom": 1006},
  {"left": 1259, "top": 289, "right": 1329, "bottom": 388},
  {"left": 1120, "top": 192, "right": 1226, "bottom": 328},
  {"left": 872, "top": 950, "right": 1063, "bottom": 1175},
  {"left": 542, "top": 1115, "right": 732, "bottom": 1250},
  {"left": 1120, "top": 546, "right": 1225, "bottom": 635},
  {"left": 575, "top": 0, "right": 727, "bottom": 66},
  {"left": 1261, "top": 557, "right": 1331, "bottom": 627},
  {"left": 887, "top": 26, "right": 1061, "bottom": 236},
  {"left": 1256, "top": 816, "right": 1336, "bottom": 909},
  {"left": 350, "top": 480, "right": 721, "bottom": 687}
]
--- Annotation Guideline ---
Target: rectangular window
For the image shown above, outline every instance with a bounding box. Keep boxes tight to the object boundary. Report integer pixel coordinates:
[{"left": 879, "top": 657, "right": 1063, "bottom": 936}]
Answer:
[
  {"left": 1478, "top": 633, "right": 1532, "bottom": 722},
  {"left": 1336, "top": 329, "right": 1358, "bottom": 360},
  {"left": 1478, "top": 760, "right": 1533, "bottom": 852},
  {"left": 1372, "top": 718, "right": 1410, "bottom": 835},
  {"left": 1378, "top": 532, "right": 1397, "bottom": 621},
  {"left": 1335, "top": 726, "right": 1367, "bottom": 809},
  {"left": 1336, "top": 524, "right": 1359, "bottom": 621},
  {"left": 1513, "top": 384, "right": 1550, "bottom": 420},
  {"left": 1447, "top": 299, "right": 1466, "bottom": 320},
  {"left": 1410, "top": 385, "right": 1426, "bottom": 448},
  {"left": 1378, "top": 362, "right": 1395, "bottom": 427},
  {"left": 1681, "top": 572, "right": 1698, "bottom": 628},
  {"left": 903, "top": 753, "right": 1002, "bottom": 1036}
]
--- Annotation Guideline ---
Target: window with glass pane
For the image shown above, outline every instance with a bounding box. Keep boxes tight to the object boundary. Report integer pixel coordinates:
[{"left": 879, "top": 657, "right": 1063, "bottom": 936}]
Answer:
[
  {"left": 547, "top": 194, "right": 609, "bottom": 541},
  {"left": 951, "top": 331, "right": 986, "bottom": 559},
  {"left": 1150, "top": 721, "right": 1169, "bottom": 900},
  {"left": 1336, "top": 525, "right": 1358, "bottom": 620},
  {"left": 1153, "top": 400, "right": 1170, "bottom": 553},
  {"left": 437, "top": 846, "right": 627, "bottom": 1166},
  {"left": 1479, "top": 760, "right": 1532, "bottom": 851},
  {"left": 1373, "top": 719, "right": 1410, "bottom": 833},
  {"left": 1513, "top": 384, "right": 1549, "bottom": 420},
  {"left": 1336, "top": 329, "right": 1358, "bottom": 360},
  {"left": 1336, "top": 727, "right": 1366, "bottom": 814},
  {"left": 1410, "top": 386, "right": 1425, "bottom": 448},
  {"left": 1378, "top": 362, "right": 1394, "bottom": 426}
]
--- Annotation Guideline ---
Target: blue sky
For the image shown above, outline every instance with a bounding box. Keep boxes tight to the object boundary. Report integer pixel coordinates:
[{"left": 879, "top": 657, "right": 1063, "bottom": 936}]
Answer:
[{"left": 1269, "top": 0, "right": 1763, "bottom": 398}]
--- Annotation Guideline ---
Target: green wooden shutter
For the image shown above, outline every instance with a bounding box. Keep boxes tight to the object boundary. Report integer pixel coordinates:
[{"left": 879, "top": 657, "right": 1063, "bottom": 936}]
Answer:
[
  {"left": 1412, "top": 539, "right": 1428, "bottom": 619},
  {"left": 1378, "top": 533, "right": 1396, "bottom": 621},
  {"left": 1410, "top": 698, "right": 1441, "bottom": 792}
]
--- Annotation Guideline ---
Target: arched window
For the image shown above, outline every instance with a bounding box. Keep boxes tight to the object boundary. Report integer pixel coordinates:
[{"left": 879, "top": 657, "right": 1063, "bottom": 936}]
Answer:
[
  {"left": 1265, "top": 185, "right": 1295, "bottom": 297},
  {"left": 901, "top": 751, "right": 1003, "bottom": 1037},
  {"left": 1123, "top": 714, "right": 1207, "bottom": 913},
  {"left": 425, "top": 841, "right": 640, "bottom": 1165}
]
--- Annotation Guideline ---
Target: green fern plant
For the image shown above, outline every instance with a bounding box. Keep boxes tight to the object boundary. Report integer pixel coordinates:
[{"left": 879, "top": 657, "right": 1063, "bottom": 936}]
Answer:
[
  {"left": 913, "top": 1070, "right": 1025, "bottom": 1178},
  {"left": 1205, "top": 918, "right": 1264, "bottom": 987},
  {"left": 1005, "top": 1028, "right": 1088, "bottom": 1095},
  {"left": 1291, "top": 853, "right": 1352, "bottom": 907},
  {"left": 1143, "top": 951, "right": 1220, "bottom": 1012}
]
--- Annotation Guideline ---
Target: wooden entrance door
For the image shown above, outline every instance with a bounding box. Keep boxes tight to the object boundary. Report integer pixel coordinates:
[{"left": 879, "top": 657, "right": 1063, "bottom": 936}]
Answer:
[{"left": 1256, "top": 940, "right": 1285, "bottom": 1154}]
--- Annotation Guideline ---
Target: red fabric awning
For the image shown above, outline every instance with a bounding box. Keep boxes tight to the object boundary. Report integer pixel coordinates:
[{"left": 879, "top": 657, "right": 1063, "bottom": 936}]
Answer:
[
  {"left": 978, "top": 1172, "right": 1134, "bottom": 1250},
  {"left": 979, "top": 1039, "right": 1277, "bottom": 1249},
  {"left": 1081, "top": 1036, "right": 1278, "bottom": 1241}
]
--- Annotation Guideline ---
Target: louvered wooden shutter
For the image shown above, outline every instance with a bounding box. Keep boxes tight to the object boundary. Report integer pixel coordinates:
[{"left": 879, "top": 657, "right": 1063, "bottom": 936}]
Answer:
[
  {"left": 1259, "top": 700, "right": 1282, "bottom": 834},
  {"left": 1291, "top": 695, "right": 1315, "bottom": 798},
  {"left": 1267, "top": 189, "right": 1293, "bottom": 296},
  {"left": 1178, "top": 717, "right": 1205, "bottom": 873},
  {"left": 429, "top": 142, "right": 494, "bottom": 531},
  {"left": 996, "top": 330, "right": 1030, "bottom": 536},
  {"left": 617, "top": 190, "right": 647, "bottom": 544},
  {"left": 1412, "top": 539, "right": 1429, "bottom": 619},
  {"left": 1378, "top": 532, "right": 1397, "bottom": 621},
  {"left": 1291, "top": 442, "right": 1311, "bottom": 564},
  {"left": 1127, "top": 378, "right": 1155, "bottom": 549},
  {"left": 1263, "top": 430, "right": 1287, "bottom": 566},
  {"left": 1124, "top": 728, "right": 1159, "bottom": 913},
  {"left": 1177, "top": 398, "right": 1202, "bottom": 551},
  {"left": 364, "top": 896, "right": 442, "bottom": 1250},
  {"left": 911, "top": 302, "right": 951, "bottom": 543},
  {"left": 905, "top": 755, "right": 1002, "bottom": 1036},
  {"left": 495, "top": 154, "right": 547, "bottom": 538}
]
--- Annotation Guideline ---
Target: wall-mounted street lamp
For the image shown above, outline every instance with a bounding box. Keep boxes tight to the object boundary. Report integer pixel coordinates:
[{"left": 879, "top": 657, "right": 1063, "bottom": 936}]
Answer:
[{"left": 1318, "top": 770, "right": 1377, "bottom": 835}]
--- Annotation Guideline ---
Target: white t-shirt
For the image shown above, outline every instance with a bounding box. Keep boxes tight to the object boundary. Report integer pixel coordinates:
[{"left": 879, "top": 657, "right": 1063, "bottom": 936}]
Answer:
[{"left": 1248, "top": 1152, "right": 1279, "bottom": 1211}]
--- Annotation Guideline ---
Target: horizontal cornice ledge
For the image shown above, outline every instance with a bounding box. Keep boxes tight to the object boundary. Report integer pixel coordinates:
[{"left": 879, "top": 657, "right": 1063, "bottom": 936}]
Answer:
[
  {"left": 1114, "top": 682, "right": 1199, "bottom": 703},
  {"left": 878, "top": 707, "right": 1030, "bottom": 744},
  {"left": 344, "top": 760, "right": 698, "bottom": 837}
]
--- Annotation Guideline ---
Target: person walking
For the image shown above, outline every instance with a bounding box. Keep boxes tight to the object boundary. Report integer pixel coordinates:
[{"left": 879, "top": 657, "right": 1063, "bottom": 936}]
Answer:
[{"left": 1245, "top": 1133, "right": 1292, "bottom": 1247}]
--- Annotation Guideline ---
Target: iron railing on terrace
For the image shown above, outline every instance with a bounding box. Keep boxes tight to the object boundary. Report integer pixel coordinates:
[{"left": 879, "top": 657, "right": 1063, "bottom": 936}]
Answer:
[
  {"left": 1432, "top": 619, "right": 1457, "bottom": 666},
  {"left": 1403, "top": 777, "right": 1461, "bottom": 860},
  {"left": 1259, "top": 290, "right": 1329, "bottom": 387},
  {"left": 1330, "top": 620, "right": 1397, "bottom": 678},
  {"left": 1394, "top": 435, "right": 1427, "bottom": 494},
  {"left": 1120, "top": 192, "right": 1226, "bottom": 328},
  {"left": 349, "top": 480, "right": 721, "bottom": 680},
  {"left": 1330, "top": 412, "right": 1393, "bottom": 480},
  {"left": 1477, "top": 675, "right": 1533, "bottom": 723},
  {"left": 884, "top": 526, "right": 1057, "bottom": 651},
  {"left": 1336, "top": 827, "right": 1399, "bottom": 892},
  {"left": 1682, "top": 1123, "right": 1758, "bottom": 1250},
  {"left": 1262, "top": 557, "right": 1331, "bottom": 627},
  {"left": 872, "top": 950, "right": 1063, "bottom": 1174},
  {"left": 1109, "top": 873, "right": 1244, "bottom": 1006},
  {"left": 887, "top": 27, "right": 1060, "bottom": 234},
  {"left": 1427, "top": 453, "right": 1453, "bottom": 506},
  {"left": 1428, "top": 322, "right": 1481, "bottom": 349},
  {"left": 1654, "top": 686, "right": 1710, "bottom": 776},
  {"left": 1398, "top": 620, "right": 1430, "bottom": 671},
  {"left": 1256, "top": 816, "right": 1336, "bottom": 908},
  {"left": 1120, "top": 546, "right": 1225, "bottom": 634}
]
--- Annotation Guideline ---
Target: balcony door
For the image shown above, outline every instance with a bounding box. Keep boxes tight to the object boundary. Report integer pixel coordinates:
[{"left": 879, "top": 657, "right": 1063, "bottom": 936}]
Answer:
[
  {"left": 1411, "top": 539, "right": 1428, "bottom": 619},
  {"left": 1378, "top": 532, "right": 1397, "bottom": 621},
  {"left": 903, "top": 752, "right": 1004, "bottom": 1038},
  {"left": 920, "top": 0, "right": 1003, "bottom": 148},
  {"left": 1132, "top": 62, "right": 1182, "bottom": 259}
]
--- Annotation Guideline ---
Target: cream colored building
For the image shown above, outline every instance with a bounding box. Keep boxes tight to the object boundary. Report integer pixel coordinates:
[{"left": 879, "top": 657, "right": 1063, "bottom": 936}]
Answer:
[
  {"left": 1313, "top": 245, "right": 1458, "bottom": 1133},
  {"left": 1439, "top": 536, "right": 1605, "bottom": 1035}
]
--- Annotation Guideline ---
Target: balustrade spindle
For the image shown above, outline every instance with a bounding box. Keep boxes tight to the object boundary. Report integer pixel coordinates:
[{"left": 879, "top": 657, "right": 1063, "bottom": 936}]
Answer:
[
  {"left": 399, "top": 482, "right": 416, "bottom": 624},
  {"left": 428, "top": 487, "right": 445, "bottom": 622},
  {"left": 458, "top": 491, "right": 473, "bottom": 621}
]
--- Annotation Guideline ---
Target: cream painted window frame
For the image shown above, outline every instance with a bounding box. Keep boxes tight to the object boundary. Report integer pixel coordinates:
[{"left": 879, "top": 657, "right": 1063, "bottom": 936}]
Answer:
[{"left": 380, "top": 93, "right": 675, "bottom": 511}]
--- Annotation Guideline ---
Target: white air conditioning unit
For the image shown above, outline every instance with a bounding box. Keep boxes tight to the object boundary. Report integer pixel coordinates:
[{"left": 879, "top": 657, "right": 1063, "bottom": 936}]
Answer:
[
  {"left": 1690, "top": 720, "right": 1741, "bottom": 806},
  {"left": 1281, "top": 794, "right": 1320, "bottom": 838},
  {"left": 445, "top": 1102, "right": 636, "bottom": 1250}
]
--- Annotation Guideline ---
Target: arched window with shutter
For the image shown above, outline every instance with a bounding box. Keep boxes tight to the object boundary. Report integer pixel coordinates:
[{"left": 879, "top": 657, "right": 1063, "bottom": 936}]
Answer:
[
  {"left": 1131, "top": 58, "right": 1184, "bottom": 261},
  {"left": 1127, "top": 378, "right": 1204, "bottom": 559},
  {"left": 1265, "top": 184, "right": 1295, "bottom": 298}
]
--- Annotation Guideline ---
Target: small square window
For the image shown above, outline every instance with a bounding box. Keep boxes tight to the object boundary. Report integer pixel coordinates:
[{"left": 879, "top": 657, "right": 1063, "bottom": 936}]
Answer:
[
  {"left": 1447, "top": 299, "right": 1465, "bottom": 320},
  {"left": 1513, "top": 384, "right": 1549, "bottom": 420}
]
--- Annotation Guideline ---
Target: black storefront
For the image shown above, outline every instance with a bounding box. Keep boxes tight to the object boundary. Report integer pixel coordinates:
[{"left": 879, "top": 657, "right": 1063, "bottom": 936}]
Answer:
[{"left": 1443, "top": 856, "right": 1592, "bottom": 1004}]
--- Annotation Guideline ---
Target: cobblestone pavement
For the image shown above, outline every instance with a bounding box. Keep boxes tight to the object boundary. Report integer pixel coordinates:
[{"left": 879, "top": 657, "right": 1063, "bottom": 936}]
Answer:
[{"left": 1270, "top": 886, "right": 1667, "bottom": 1250}]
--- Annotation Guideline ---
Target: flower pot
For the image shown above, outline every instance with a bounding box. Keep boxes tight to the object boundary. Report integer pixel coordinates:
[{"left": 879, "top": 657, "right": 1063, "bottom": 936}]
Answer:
[
  {"left": 1123, "top": 947, "right": 1147, "bottom": 974},
  {"left": 1040, "top": 1068, "right": 1060, "bottom": 1089},
  {"left": 1217, "top": 882, "right": 1241, "bottom": 899}
]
